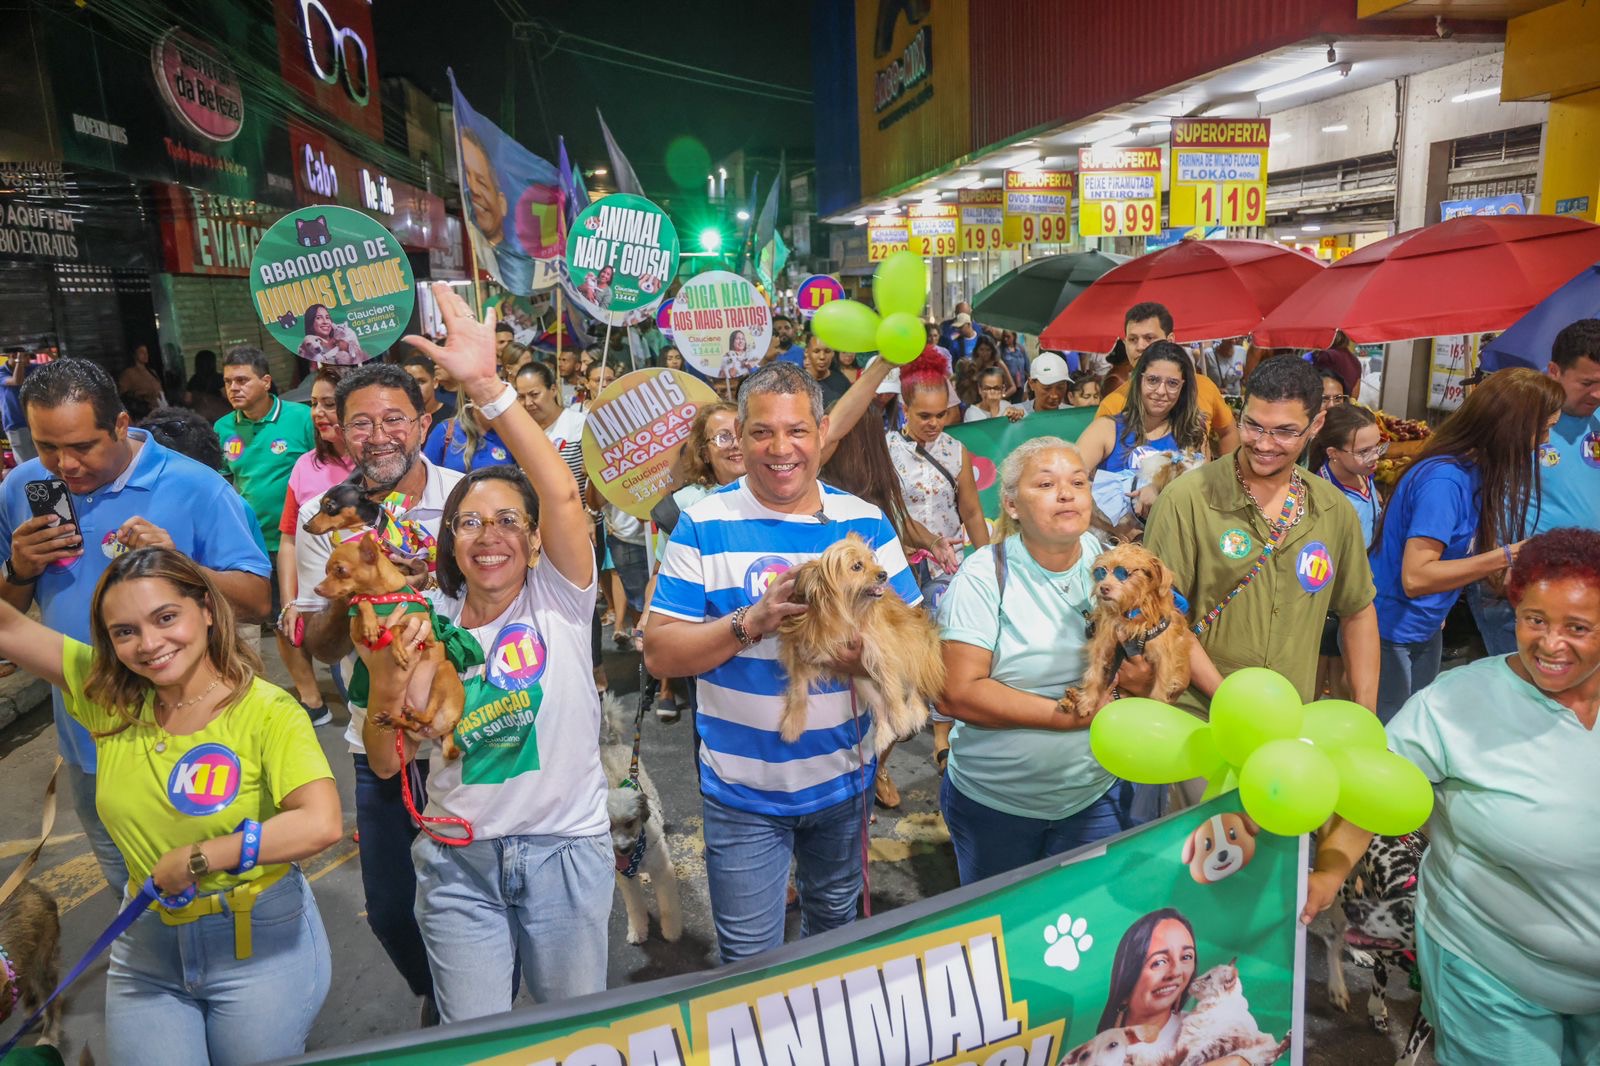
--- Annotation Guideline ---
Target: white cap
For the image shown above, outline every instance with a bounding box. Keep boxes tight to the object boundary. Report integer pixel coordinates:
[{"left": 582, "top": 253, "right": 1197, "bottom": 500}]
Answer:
[
  {"left": 876, "top": 368, "right": 901, "bottom": 394},
  {"left": 953, "top": 312, "right": 972, "bottom": 327},
  {"left": 1030, "top": 351, "right": 1071, "bottom": 385}
]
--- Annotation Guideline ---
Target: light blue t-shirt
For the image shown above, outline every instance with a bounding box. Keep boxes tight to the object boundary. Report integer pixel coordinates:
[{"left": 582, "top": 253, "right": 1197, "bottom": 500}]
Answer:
[
  {"left": 652, "top": 479, "right": 919, "bottom": 816},
  {"left": 774, "top": 345, "right": 805, "bottom": 366},
  {"left": 1387, "top": 655, "right": 1600, "bottom": 1014},
  {"left": 0, "top": 430, "right": 271, "bottom": 770},
  {"left": 1371, "top": 457, "right": 1481, "bottom": 644},
  {"left": 1533, "top": 410, "right": 1600, "bottom": 534},
  {"left": 938, "top": 531, "right": 1113, "bottom": 820}
]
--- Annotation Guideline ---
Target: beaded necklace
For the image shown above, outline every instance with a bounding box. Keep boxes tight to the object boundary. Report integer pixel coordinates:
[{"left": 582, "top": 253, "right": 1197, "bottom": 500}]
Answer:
[{"left": 1191, "top": 460, "right": 1306, "bottom": 636}]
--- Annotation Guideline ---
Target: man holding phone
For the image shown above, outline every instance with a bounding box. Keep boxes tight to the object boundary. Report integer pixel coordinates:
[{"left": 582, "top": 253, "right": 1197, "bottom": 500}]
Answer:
[{"left": 0, "top": 358, "right": 270, "bottom": 892}]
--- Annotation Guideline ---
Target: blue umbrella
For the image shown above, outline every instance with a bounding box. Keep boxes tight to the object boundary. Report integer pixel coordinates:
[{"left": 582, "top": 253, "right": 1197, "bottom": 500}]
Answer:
[{"left": 1480, "top": 262, "right": 1600, "bottom": 372}]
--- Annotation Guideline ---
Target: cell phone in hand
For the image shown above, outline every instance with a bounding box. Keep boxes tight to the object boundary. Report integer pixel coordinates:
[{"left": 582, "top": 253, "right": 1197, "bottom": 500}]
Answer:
[{"left": 25, "top": 478, "right": 78, "bottom": 528}]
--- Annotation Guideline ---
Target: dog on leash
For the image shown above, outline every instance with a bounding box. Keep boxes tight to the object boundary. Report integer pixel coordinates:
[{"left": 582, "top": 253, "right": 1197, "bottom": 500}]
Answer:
[
  {"left": 776, "top": 534, "right": 943, "bottom": 753},
  {"left": 1309, "top": 832, "right": 1432, "bottom": 1065},
  {"left": 1067, "top": 543, "right": 1192, "bottom": 716},
  {"left": 599, "top": 693, "right": 682, "bottom": 945},
  {"left": 0, "top": 880, "right": 63, "bottom": 1051}
]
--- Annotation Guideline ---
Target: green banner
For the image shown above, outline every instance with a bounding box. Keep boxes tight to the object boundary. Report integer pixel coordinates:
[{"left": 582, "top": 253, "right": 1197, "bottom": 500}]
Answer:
[
  {"left": 946, "top": 406, "right": 1096, "bottom": 516},
  {"left": 565, "top": 193, "right": 680, "bottom": 327},
  {"left": 296, "top": 796, "right": 1304, "bottom": 1065}
]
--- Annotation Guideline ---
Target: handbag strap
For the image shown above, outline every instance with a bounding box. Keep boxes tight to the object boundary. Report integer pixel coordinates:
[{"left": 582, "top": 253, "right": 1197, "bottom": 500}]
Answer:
[
  {"left": 1191, "top": 477, "right": 1304, "bottom": 636},
  {"left": 911, "top": 437, "right": 961, "bottom": 492}
]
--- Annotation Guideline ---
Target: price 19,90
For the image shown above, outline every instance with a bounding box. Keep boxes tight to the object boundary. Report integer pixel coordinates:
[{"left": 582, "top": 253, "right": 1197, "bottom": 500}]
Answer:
[{"left": 963, "top": 225, "right": 1004, "bottom": 252}]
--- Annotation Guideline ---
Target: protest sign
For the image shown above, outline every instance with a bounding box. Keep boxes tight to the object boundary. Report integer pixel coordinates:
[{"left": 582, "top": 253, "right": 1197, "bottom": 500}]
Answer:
[
  {"left": 655, "top": 297, "right": 675, "bottom": 338},
  {"left": 297, "top": 794, "right": 1305, "bottom": 1065},
  {"left": 947, "top": 407, "right": 1095, "bottom": 518},
  {"left": 581, "top": 368, "right": 720, "bottom": 519},
  {"left": 907, "top": 202, "right": 959, "bottom": 257},
  {"left": 795, "top": 273, "right": 846, "bottom": 319},
  {"left": 668, "top": 270, "right": 774, "bottom": 379},
  {"left": 249, "top": 205, "right": 413, "bottom": 365},
  {"left": 1002, "top": 169, "right": 1073, "bottom": 245},
  {"left": 1169, "top": 119, "right": 1270, "bottom": 227},
  {"left": 1078, "top": 147, "right": 1163, "bottom": 237},
  {"left": 867, "top": 218, "right": 909, "bottom": 262},
  {"left": 449, "top": 72, "right": 563, "bottom": 295},
  {"left": 958, "top": 187, "right": 1008, "bottom": 252},
  {"left": 564, "top": 194, "right": 679, "bottom": 327}
]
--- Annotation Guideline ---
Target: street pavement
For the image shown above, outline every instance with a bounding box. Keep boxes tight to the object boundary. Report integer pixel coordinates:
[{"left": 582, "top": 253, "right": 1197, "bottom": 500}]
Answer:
[{"left": 0, "top": 637, "right": 1429, "bottom": 1064}]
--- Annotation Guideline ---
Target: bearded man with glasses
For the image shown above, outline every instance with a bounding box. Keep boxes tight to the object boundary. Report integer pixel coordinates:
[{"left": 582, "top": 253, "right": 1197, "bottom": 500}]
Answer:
[{"left": 293, "top": 360, "right": 465, "bottom": 1025}]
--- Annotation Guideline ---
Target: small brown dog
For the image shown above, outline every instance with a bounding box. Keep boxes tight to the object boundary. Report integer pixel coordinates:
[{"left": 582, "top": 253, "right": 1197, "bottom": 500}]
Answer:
[
  {"left": 1069, "top": 542, "right": 1193, "bottom": 714},
  {"left": 313, "top": 535, "right": 466, "bottom": 757},
  {"left": 0, "top": 880, "right": 63, "bottom": 1050},
  {"left": 777, "top": 534, "right": 943, "bottom": 754}
]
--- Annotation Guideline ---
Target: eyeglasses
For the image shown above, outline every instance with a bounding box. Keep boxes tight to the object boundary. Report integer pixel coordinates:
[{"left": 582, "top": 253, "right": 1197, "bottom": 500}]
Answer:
[
  {"left": 1344, "top": 441, "right": 1390, "bottom": 462},
  {"left": 709, "top": 430, "right": 738, "bottom": 449},
  {"left": 980, "top": 384, "right": 1007, "bottom": 394},
  {"left": 1143, "top": 376, "right": 1184, "bottom": 394},
  {"left": 1238, "top": 417, "right": 1311, "bottom": 445},
  {"left": 450, "top": 509, "right": 531, "bottom": 537},
  {"left": 1323, "top": 394, "right": 1348, "bottom": 406},
  {"left": 343, "top": 414, "right": 417, "bottom": 441},
  {"left": 1093, "top": 566, "right": 1141, "bottom": 582}
]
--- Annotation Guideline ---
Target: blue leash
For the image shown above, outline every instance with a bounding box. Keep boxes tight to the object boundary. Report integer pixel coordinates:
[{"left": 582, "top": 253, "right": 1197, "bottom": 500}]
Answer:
[{"left": 0, "top": 878, "right": 189, "bottom": 1059}]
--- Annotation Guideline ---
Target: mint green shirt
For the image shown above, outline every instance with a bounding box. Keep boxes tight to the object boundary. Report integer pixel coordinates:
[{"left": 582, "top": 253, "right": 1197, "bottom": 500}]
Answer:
[
  {"left": 938, "top": 531, "right": 1112, "bottom": 820},
  {"left": 1387, "top": 655, "right": 1600, "bottom": 1014}
]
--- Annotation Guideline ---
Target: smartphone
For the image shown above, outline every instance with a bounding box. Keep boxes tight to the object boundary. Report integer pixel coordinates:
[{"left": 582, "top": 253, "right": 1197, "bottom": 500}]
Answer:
[{"left": 25, "top": 478, "right": 78, "bottom": 529}]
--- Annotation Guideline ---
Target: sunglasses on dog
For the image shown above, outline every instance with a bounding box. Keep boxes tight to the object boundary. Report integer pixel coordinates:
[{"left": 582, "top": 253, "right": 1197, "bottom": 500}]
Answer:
[{"left": 1093, "top": 566, "right": 1134, "bottom": 582}]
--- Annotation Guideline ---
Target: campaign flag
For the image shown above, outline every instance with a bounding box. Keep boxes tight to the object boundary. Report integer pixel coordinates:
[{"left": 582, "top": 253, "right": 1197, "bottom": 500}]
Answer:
[
  {"left": 597, "top": 109, "right": 645, "bottom": 197},
  {"left": 946, "top": 406, "right": 1095, "bottom": 517},
  {"left": 752, "top": 153, "right": 787, "bottom": 290},
  {"left": 295, "top": 794, "right": 1305, "bottom": 1064},
  {"left": 449, "top": 70, "right": 562, "bottom": 294},
  {"left": 556, "top": 135, "right": 591, "bottom": 237}
]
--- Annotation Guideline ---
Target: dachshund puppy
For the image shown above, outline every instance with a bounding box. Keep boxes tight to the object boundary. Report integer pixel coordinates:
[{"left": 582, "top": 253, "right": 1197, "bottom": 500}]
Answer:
[
  {"left": 1069, "top": 543, "right": 1192, "bottom": 715},
  {"left": 777, "top": 534, "right": 943, "bottom": 754}
]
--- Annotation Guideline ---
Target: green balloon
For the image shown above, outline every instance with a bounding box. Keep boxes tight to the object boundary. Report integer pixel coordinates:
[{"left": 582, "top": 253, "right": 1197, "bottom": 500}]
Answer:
[
  {"left": 1089, "top": 698, "right": 1225, "bottom": 784},
  {"left": 876, "top": 311, "right": 927, "bottom": 365},
  {"left": 1300, "top": 699, "right": 1388, "bottom": 754},
  {"left": 1238, "top": 739, "right": 1339, "bottom": 836},
  {"left": 873, "top": 251, "right": 927, "bottom": 318},
  {"left": 1329, "top": 748, "right": 1435, "bottom": 836},
  {"left": 811, "top": 300, "right": 882, "bottom": 354},
  {"left": 1210, "top": 668, "right": 1304, "bottom": 767}
]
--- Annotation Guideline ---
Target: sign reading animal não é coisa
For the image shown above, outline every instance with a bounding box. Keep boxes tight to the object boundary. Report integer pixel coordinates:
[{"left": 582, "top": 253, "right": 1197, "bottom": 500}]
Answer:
[
  {"left": 564, "top": 193, "right": 680, "bottom": 327},
  {"left": 582, "top": 368, "right": 720, "bottom": 520},
  {"left": 249, "top": 204, "right": 414, "bottom": 364}
]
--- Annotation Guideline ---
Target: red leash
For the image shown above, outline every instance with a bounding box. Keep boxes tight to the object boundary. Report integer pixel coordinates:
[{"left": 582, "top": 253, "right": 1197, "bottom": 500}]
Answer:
[{"left": 395, "top": 731, "right": 474, "bottom": 847}]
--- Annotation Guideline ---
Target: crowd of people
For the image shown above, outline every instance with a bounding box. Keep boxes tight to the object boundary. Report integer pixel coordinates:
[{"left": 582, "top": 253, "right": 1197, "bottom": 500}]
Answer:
[{"left": 0, "top": 282, "right": 1596, "bottom": 1066}]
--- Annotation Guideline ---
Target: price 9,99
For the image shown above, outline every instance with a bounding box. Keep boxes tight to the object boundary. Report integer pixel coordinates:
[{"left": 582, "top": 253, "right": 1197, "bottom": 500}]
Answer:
[
  {"left": 1020, "top": 215, "right": 1070, "bottom": 243},
  {"left": 1096, "top": 201, "right": 1159, "bottom": 236}
]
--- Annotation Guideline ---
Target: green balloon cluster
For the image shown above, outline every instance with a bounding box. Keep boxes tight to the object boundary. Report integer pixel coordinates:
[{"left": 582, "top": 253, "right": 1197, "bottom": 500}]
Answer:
[
  {"left": 1088, "top": 667, "right": 1433, "bottom": 837},
  {"left": 810, "top": 251, "right": 929, "bottom": 364}
]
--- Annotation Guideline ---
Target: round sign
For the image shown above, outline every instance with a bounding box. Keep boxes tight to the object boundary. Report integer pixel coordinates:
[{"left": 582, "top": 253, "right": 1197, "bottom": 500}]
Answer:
[
  {"left": 249, "top": 206, "right": 414, "bottom": 365},
  {"left": 668, "top": 270, "right": 773, "bottom": 379},
  {"left": 564, "top": 194, "right": 680, "bottom": 327},
  {"left": 487, "top": 622, "right": 548, "bottom": 690},
  {"left": 151, "top": 28, "right": 244, "bottom": 143},
  {"left": 655, "top": 298, "right": 675, "bottom": 339},
  {"left": 581, "top": 367, "right": 720, "bottom": 520},
  {"left": 795, "top": 274, "right": 846, "bottom": 319},
  {"left": 166, "top": 743, "right": 242, "bottom": 816}
]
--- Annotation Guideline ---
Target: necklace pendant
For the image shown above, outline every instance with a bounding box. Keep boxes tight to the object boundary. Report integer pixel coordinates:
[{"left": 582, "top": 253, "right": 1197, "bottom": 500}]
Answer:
[{"left": 154, "top": 740, "right": 166, "bottom": 754}]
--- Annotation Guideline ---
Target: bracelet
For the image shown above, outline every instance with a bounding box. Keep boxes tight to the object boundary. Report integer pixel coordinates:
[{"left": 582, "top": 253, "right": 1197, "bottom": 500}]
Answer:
[
  {"left": 477, "top": 381, "right": 519, "bottom": 421},
  {"left": 233, "top": 818, "right": 262, "bottom": 875},
  {"left": 1502, "top": 544, "right": 1513, "bottom": 568},
  {"left": 730, "top": 605, "right": 760, "bottom": 648}
]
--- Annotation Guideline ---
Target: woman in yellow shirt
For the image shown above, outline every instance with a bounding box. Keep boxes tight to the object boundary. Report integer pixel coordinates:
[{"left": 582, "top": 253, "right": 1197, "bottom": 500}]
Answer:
[{"left": 0, "top": 547, "right": 341, "bottom": 1066}]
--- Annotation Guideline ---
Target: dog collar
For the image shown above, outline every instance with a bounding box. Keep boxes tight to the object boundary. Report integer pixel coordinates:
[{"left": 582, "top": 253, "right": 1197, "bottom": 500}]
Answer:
[
  {"left": 348, "top": 592, "right": 429, "bottom": 650},
  {"left": 0, "top": 943, "right": 18, "bottom": 1017}
]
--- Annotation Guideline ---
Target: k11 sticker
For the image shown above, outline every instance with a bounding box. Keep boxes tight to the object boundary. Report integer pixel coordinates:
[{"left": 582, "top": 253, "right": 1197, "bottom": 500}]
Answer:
[{"left": 167, "top": 742, "right": 242, "bottom": 816}]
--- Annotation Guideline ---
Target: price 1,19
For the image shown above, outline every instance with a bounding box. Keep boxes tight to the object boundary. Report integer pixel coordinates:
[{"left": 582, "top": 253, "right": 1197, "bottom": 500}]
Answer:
[{"left": 1197, "top": 183, "right": 1265, "bottom": 226}]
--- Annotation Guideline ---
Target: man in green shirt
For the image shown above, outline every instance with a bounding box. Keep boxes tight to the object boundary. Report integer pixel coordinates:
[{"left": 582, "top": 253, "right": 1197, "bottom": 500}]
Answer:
[
  {"left": 214, "top": 346, "right": 316, "bottom": 554},
  {"left": 1144, "top": 357, "right": 1378, "bottom": 719}
]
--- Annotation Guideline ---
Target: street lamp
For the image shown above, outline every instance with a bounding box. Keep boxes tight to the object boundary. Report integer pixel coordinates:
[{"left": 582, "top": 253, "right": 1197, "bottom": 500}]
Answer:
[{"left": 700, "top": 228, "right": 723, "bottom": 252}]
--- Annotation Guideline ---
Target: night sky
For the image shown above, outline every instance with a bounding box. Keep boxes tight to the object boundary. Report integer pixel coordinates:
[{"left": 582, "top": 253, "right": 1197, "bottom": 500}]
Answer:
[{"left": 374, "top": 0, "right": 815, "bottom": 196}]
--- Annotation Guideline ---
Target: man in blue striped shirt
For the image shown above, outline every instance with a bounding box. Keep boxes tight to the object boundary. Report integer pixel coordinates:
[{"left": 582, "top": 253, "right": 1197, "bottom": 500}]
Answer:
[{"left": 645, "top": 361, "right": 920, "bottom": 963}]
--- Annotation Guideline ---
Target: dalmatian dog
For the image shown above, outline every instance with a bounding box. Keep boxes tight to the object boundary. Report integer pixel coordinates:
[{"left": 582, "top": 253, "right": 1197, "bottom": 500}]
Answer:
[{"left": 1309, "top": 831, "right": 1432, "bottom": 1066}]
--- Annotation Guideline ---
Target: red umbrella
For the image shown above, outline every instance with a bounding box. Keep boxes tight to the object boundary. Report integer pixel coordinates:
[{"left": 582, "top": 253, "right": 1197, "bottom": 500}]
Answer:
[
  {"left": 1253, "top": 214, "right": 1600, "bottom": 349},
  {"left": 1038, "top": 239, "right": 1324, "bottom": 350}
]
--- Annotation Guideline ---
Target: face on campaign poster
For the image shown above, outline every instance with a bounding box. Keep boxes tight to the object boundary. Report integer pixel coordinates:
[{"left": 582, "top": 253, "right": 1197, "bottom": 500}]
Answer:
[{"left": 564, "top": 193, "right": 680, "bottom": 326}]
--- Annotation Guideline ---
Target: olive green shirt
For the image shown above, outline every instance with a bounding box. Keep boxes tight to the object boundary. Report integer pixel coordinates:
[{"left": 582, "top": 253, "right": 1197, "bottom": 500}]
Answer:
[{"left": 1144, "top": 455, "right": 1375, "bottom": 718}]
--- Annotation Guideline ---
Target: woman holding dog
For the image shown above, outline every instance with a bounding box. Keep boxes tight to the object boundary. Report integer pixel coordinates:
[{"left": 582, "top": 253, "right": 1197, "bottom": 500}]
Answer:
[
  {"left": 1075, "top": 341, "right": 1210, "bottom": 480},
  {"left": 1307, "top": 528, "right": 1600, "bottom": 1065},
  {"left": 363, "top": 283, "right": 612, "bottom": 1023},
  {"left": 0, "top": 548, "right": 341, "bottom": 1064}
]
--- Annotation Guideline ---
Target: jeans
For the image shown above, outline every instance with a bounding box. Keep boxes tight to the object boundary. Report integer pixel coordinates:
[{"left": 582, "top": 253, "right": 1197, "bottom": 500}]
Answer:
[
  {"left": 1466, "top": 581, "right": 1519, "bottom": 657},
  {"left": 65, "top": 764, "right": 129, "bottom": 895},
  {"left": 608, "top": 536, "right": 648, "bottom": 614},
  {"left": 352, "top": 753, "right": 434, "bottom": 998},
  {"left": 702, "top": 791, "right": 869, "bottom": 965},
  {"left": 941, "top": 775, "right": 1142, "bottom": 885},
  {"left": 104, "top": 867, "right": 331, "bottom": 1066},
  {"left": 412, "top": 833, "right": 612, "bottom": 1023},
  {"left": 1377, "top": 632, "right": 1444, "bottom": 724}
]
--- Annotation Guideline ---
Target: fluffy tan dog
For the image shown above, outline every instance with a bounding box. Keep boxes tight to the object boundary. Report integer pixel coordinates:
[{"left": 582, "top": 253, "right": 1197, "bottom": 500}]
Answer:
[
  {"left": 1069, "top": 543, "right": 1193, "bottom": 715},
  {"left": 777, "top": 534, "right": 943, "bottom": 754}
]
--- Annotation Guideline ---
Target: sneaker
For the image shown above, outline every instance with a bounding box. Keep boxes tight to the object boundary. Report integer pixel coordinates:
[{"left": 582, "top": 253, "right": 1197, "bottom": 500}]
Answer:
[
  {"left": 301, "top": 699, "right": 332, "bottom": 727},
  {"left": 655, "top": 695, "right": 681, "bottom": 723}
]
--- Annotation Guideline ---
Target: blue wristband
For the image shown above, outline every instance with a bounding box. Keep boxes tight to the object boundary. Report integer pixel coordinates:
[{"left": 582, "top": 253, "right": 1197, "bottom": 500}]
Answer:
[
  {"left": 148, "top": 877, "right": 196, "bottom": 909},
  {"left": 233, "top": 819, "right": 262, "bottom": 875}
]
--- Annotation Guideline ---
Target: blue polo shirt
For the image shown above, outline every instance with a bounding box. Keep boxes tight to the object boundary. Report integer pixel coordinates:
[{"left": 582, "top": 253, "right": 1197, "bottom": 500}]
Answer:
[
  {"left": 774, "top": 344, "right": 805, "bottom": 366},
  {"left": 423, "top": 419, "right": 512, "bottom": 473},
  {"left": 1371, "top": 457, "right": 1481, "bottom": 644},
  {"left": 0, "top": 430, "right": 271, "bottom": 770},
  {"left": 1533, "top": 411, "right": 1600, "bottom": 534}
]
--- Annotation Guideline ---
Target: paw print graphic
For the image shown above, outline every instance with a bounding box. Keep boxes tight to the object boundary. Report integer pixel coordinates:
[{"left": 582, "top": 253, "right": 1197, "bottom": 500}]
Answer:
[{"left": 1043, "top": 914, "right": 1093, "bottom": 972}]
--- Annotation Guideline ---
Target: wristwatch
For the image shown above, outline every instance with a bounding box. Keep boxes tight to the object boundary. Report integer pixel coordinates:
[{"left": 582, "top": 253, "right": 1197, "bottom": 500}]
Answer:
[
  {"left": 187, "top": 844, "right": 210, "bottom": 879},
  {"left": 2, "top": 558, "right": 38, "bottom": 586}
]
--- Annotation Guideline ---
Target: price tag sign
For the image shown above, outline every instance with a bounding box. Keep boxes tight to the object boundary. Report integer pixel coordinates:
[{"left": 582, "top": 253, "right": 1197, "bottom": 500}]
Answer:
[
  {"left": 1168, "top": 119, "right": 1270, "bottom": 227},
  {"left": 867, "top": 219, "right": 910, "bottom": 262},
  {"left": 958, "top": 189, "right": 1006, "bottom": 253},
  {"left": 1077, "top": 147, "right": 1162, "bottom": 237},
  {"left": 1002, "top": 170, "right": 1073, "bottom": 245},
  {"left": 906, "top": 203, "right": 959, "bottom": 258}
]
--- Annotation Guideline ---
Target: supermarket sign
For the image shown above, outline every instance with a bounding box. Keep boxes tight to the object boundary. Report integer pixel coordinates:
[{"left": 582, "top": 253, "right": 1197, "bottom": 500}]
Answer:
[
  {"left": 1002, "top": 169, "right": 1072, "bottom": 245},
  {"left": 957, "top": 188, "right": 1006, "bottom": 253},
  {"left": 1078, "top": 147, "right": 1162, "bottom": 237},
  {"left": 867, "top": 218, "right": 909, "bottom": 262},
  {"left": 1169, "top": 118, "right": 1269, "bottom": 227},
  {"left": 907, "top": 202, "right": 959, "bottom": 257}
]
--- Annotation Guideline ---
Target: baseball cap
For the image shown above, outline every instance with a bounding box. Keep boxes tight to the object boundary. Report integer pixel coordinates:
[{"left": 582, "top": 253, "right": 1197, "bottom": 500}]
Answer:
[
  {"left": 953, "top": 312, "right": 972, "bottom": 327},
  {"left": 1030, "top": 352, "right": 1071, "bottom": 385},
  {"left": 876, "top": 368, "right": 901, "bottom": 395}
]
